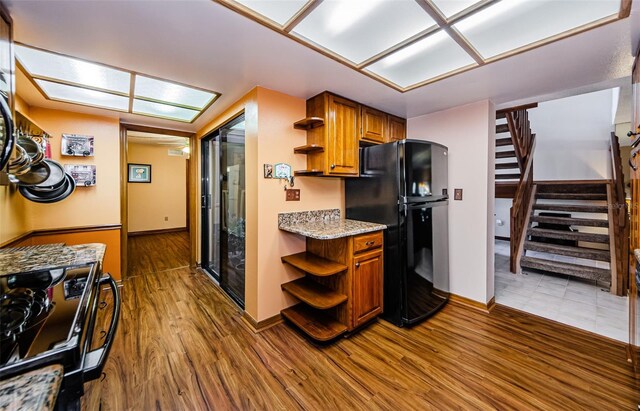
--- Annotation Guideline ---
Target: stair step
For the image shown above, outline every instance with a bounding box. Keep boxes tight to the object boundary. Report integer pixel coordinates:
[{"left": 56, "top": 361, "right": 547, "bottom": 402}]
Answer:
[
  {"left": 530, "top": 215, "right": 608, "bottom": 228},
  {"left": 496, "top": 124, "right": 509, "bottom": 133},
  {"left": 532, "top": 203, "right": 609, "bottom": 213},
  {"left": 496, "top": 138, "right": 513, "bottom": 147},
  {"left": 520, "top": 256, "right": 610, "bottom": 283},
  {"left": 536, "top": 193, "right": 608, "bottom": 201},
  {"left": 536, "top": 182, "right": 607, "bottom": 195},
  {"left": 496, "top": 173, "right": 521, "bottom": 180},
  {"left": 496, "top": 162, "right": 519, "bottom": 170},
  {"left": 527, "top": 227, "right": 609, "bottom": 244},
  {"left": 524, "top": 241, "right": 610, "bottom": 262},
  {"left": 496, "top": 150, "right": 516, "bottom": 159}
]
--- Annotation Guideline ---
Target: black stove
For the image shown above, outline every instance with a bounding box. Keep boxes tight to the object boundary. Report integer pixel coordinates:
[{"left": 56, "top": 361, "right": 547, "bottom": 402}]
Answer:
[{"left": 0, "top": 264, "right": 120, "bottom": 409}]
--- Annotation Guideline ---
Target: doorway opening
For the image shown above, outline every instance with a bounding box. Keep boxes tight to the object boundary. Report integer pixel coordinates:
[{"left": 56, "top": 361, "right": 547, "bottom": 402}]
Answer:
[
  {"left": 201, "top": 114, "right": 246, "bottom": 308},
  {"left": 120, "top": 124, "right": 196, "bottom": 278}
]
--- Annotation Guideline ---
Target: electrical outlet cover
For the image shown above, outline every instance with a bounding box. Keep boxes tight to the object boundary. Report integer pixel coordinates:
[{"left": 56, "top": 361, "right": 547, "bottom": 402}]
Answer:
[{"left": 454, "top": 189, "right": 463, "bottom": 201}]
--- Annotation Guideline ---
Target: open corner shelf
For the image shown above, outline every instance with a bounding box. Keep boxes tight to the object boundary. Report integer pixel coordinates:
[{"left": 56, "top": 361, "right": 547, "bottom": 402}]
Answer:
[
  {"left": 281, "top": 252, "right": 347, "bottom": 276},
  {"left": 282, "top": 277, "right": 347, "bottom": 310},
  {"left": 293, "top": 117, "right": 324, "bottom": 130},
  {"left": 281, "top": 304, "right": 347, "bottom": 341},
  {"left": 293, "top": 144, "right": 324, "bottom": 154},
  {"left": 294, "top": 169, "right": 324, "bottom": 177}
]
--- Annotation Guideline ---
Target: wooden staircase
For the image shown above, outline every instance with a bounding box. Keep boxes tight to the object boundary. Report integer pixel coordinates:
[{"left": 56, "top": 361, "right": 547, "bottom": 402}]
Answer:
[
  {"left": 520, "top": 182, "right": 613, "bottom": 285},
  {"left": 495, "top": 104, "right": 537, "bottom": 199}
]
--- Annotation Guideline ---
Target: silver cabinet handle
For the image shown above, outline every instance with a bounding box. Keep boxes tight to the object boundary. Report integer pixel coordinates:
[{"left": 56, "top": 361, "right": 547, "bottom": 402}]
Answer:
[
  {"left": 355, "top": 262, "right": 360, "bottom": 268},
  {"left": 330, "top": 164, "right": 336, "bottom": 169}
]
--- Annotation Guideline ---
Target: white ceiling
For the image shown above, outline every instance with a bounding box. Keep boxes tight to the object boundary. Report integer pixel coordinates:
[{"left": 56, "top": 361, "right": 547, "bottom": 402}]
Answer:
[{"left": 7, "top": 0, "right": 640, "bottom": 132}]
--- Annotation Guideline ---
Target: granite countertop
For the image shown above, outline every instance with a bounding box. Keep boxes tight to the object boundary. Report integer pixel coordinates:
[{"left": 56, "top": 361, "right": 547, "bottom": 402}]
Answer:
[
  {"left": 0, "top": 364, "right": 63, "bottom": 411},
  {"left": 278, "top": 209, "right": 386, "bottom": 240},
  {"left": 635, "top": 249, "right": 640, "bottom": 265},
  {"left": 0, "top": 243, "right": 106, "bottom": 277}
]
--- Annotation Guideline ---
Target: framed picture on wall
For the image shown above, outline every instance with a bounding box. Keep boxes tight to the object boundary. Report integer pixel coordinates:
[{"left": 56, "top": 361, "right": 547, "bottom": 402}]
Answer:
[
  {"left": 61, "top": 134, "right": 94, "bottom": 157},
  {"left": 128, "top": 163, "right": 151, "bottom": 183}
]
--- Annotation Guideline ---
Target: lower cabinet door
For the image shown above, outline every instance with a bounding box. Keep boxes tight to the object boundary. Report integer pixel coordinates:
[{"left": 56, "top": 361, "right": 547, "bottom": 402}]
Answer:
[{"left": 353, "top": 249, "right": 383, "bottom": 327}]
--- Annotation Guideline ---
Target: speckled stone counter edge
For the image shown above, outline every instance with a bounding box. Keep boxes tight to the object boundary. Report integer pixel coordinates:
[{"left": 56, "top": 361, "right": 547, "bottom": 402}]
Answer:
[
  {"left": 0, "top": 364, "right": 63, "bottom": 411},
  {"left": 278, "top": 209, "right": 341, "bottom": 228},
  {"left": 634, "top": 249, "right": 640, "bottom": 265},
  {"left": 0, "top": 243, "right": 107, "bottom": 277}
]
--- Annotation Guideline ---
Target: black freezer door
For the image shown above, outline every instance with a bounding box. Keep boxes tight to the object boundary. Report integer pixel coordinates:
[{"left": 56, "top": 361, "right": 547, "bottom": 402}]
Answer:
[
  {"left": 401, "top": 200, "right": 449, "bottom": 324},
  {"left": 400, "top": 140, "right": 448, "bottom": 203}
]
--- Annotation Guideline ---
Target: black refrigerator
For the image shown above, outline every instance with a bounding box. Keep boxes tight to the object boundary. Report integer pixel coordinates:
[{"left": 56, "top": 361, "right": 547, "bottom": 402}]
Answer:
[{"left": 346, "top": 140, "right": 449, "bottom": 327}]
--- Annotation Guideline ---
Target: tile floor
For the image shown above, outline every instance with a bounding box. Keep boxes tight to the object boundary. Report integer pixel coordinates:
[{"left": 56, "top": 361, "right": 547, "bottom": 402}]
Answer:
[{"left": 494, "top": 240, "right": 629, "bottom": 342}]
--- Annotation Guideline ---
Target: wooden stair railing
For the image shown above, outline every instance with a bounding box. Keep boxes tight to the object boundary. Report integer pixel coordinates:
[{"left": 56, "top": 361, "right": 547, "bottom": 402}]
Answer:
[
  {"left": 497, "top": 103, "right": 538, "bottom": 273},
  {"left": 609, "top": 133, "right": 630, "bottom": 296}
]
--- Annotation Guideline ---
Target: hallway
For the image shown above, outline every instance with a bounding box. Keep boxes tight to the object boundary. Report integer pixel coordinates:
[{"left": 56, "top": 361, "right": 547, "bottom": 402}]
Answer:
[{"left": 127, "top": 231, "right": 190, "bottom": 277}]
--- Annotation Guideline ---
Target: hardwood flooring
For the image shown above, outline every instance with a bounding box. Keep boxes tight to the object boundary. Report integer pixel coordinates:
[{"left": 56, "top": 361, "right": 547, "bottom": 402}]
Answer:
[
  {"left": 126, "top": 230, "right": 190, "bottom": 277},
  {"left": 84, "top": 236, "right": 640, "bottom": 410}
]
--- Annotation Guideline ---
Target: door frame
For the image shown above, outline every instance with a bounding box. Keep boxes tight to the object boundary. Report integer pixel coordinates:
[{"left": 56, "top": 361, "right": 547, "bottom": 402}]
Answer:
[{"left": 119, "top": 123, "right": 197, "bottom": 279}]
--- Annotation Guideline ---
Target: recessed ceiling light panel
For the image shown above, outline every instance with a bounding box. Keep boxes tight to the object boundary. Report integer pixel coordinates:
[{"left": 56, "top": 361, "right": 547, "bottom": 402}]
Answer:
[
  {"left": 454, "top": 0, "right": 621, "bottom": 59},
  {"left": 17, "top": 45, "right": 130, "bottom": 93},
  {"left": 132, "top": 99, "right": 200, "bottom": 122},
  {"left": 366, "top": 31, "right": 476, "bottom": 88},
  {"left": 293, "top": 0, "right": 437, "bottom": 64},
  {"left": 234, "top": 0, "right": 308, "bottom": 25},
  {"left": 430, "top": 0, "right": 484, "bottom": 19},
  {"left": 134, "top": 75, "right": 216, "bottom": 110},
  {"left": 35, "top": 79, "right": 129, "bottom": 111}
]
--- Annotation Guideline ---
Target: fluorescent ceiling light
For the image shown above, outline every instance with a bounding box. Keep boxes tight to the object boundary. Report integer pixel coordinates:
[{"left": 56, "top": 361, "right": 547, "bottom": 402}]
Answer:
[
  {"left": 16, "top": 44, "right": 130, "bottom": 93},
  {"left": 132, "top": 99, "right": 199, "bottom": 122},
  {"left": 234, "top": 0, "right": 308, "bottom": 25},
  {"left": 36, "top": 79, "right": 129, "bottom": 111},
  {"left": 454, "top": 0, "right": 621, "bottom": 59},
  {"left": 366, "top": 30, "right": 476, "bottom": 88},
  {"left": 430, "top": 0, "right": 484, "bottom": 18},
  {"left": 134, "top": 75, "right": 216, "bottom": 110},
  {"left": 293, "top": 0, "right": 436, "bottom": 64}
]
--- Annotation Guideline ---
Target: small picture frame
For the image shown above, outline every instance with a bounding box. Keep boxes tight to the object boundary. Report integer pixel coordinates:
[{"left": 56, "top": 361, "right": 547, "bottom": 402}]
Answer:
[
  {"left": 128, "top": 163, "right": 151, "bottom": 183},
  {"left": 61, "top": 134, "right": 94, "bottom": 157},
  {"left": 64, "top": 164, "right": 97, "bottom": 187},
  {"left": 263, "top": 164, "right": 273, "bottom": 178}
]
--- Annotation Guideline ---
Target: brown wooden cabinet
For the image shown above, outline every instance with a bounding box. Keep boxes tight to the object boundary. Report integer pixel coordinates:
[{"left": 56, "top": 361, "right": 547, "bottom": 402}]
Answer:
[
  {"left": 293, "top": 91, "right": 406, "bottom": 177},
  {"left": 352, "top": 249, "right": 383, "bottom": 328},
  {"left": 280, "top": 230, "right": 384, "bottom": 341},
  {"left": 360, "top": 106, "right": 386, "bottom": 144},
  {"left": 387, "top": 115, "right": 407, "bottom": 142}
]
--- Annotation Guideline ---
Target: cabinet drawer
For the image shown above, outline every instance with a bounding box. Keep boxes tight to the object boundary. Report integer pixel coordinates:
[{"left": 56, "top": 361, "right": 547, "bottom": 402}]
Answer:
[{"left": 354, "top": 232, "right": 383, "bottom": 254}]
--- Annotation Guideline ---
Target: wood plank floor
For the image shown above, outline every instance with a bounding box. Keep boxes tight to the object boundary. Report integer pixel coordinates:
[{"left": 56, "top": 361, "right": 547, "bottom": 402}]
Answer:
[
  {"left": 84, "top": 234, "right": 640, "bottom": 410},
  {"left": 127, "top": 231, "right": 190, "bottom": 277}
]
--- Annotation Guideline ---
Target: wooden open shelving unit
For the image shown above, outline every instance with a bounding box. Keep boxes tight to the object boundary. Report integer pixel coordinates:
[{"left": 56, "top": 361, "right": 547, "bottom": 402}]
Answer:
[
  {"left": 293, "top": 117, "right": 324, "bottom": 130},
  {"left": 293, "top": 144, "right": 324, "bottom": 154},
  {"left": 281, "top": 250, "right": 348, "bottom": 341}
]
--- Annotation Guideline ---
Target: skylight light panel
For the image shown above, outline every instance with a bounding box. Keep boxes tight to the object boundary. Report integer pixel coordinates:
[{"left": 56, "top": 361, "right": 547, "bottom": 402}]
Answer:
[
  {"left": 234, "top": 0, "right": 308, "bottom": 25},
  {"left": 16, "top": 45, "right": 130, "bottom": 94},
  {"left": 453, "top": 0, "right": 621, "bottom": 59},
  {"left": 365, "top": 31, "right": 476, "bottom": 88},
  {"left": 293, "top": 0, "right": 437, "bottom": 64},
  {"left": 36, "top": 79, "right": 129, "bottom": 111},
  {"left": 134, "top": 75, "right": 216, "bottom": 110},
  {"left": 132, "top": 99, "right": 200, "bottom": 122},
  {"left": 430, "top": 0, "right": 484, "bottom": 19}
]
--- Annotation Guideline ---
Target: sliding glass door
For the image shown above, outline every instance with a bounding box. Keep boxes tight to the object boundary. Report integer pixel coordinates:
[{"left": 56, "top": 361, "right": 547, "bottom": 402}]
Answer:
[{"left": 201, "top": 114, "right": 245, "bottom": 307}]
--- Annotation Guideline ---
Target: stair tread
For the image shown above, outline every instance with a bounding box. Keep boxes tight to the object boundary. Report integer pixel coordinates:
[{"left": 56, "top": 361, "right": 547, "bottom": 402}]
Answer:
[
  {"left": 520, "top": 256, "right": 610, "bottom": 282},
  {"left": 496, "top": 150, "right": 516, "bottom": 159},
  {"left": 532, "top": 204, "right": 609, "bottom": 213},
  {"left": 496, "top": 162, "right": 519, "bottom": 170},
  {"left": 530, "top": 215, "right": 608, "bottom": 228},
  {"left": 524, "top": 241, "right": 610, "bottom": 262},
  {"left": 496, "top": 174, "right": 521, "bottom": 180},
  {"left": 496, "top": 124, "right": 509, "bottom": 133},
  {"left": 536, "top": 193, "right": 608, "bottom": 200},
  {"left": 527, "top": 227, "right": 609, "bottom": 243},
  {"left": 496, "top": 138, "right": 513, "bottom": 147}
]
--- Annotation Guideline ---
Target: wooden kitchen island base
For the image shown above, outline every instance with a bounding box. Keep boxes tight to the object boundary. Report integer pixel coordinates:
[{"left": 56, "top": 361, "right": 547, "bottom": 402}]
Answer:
[{"left": 280, "top": 231, "right": 384, "bottom": 342}]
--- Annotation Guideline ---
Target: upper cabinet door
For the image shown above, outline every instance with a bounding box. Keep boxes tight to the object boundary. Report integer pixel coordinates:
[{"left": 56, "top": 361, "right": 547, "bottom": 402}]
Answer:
[
  {"left": 387, "top": 115, "right": 407, "bottom": 142},
  {"left": 361, "top": 106, "right": 386, "bottom": 144},
  {"left": 327, "top": 94, "right": 360, "bottom": 175}
]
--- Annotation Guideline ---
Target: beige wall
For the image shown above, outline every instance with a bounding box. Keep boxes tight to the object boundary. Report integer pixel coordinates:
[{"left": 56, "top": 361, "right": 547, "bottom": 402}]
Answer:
[
  {"left": 27, "top": 107, "right": 121, "bottom": 230},
  {"left": 408, "top": 100, "right": 495, "bottom": 304},
  {"left": 197, "top": 87, "right": 344, "bottom": 322},
  {"left": 127, "top": 143, "right": 187, "bottom": 233}
]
